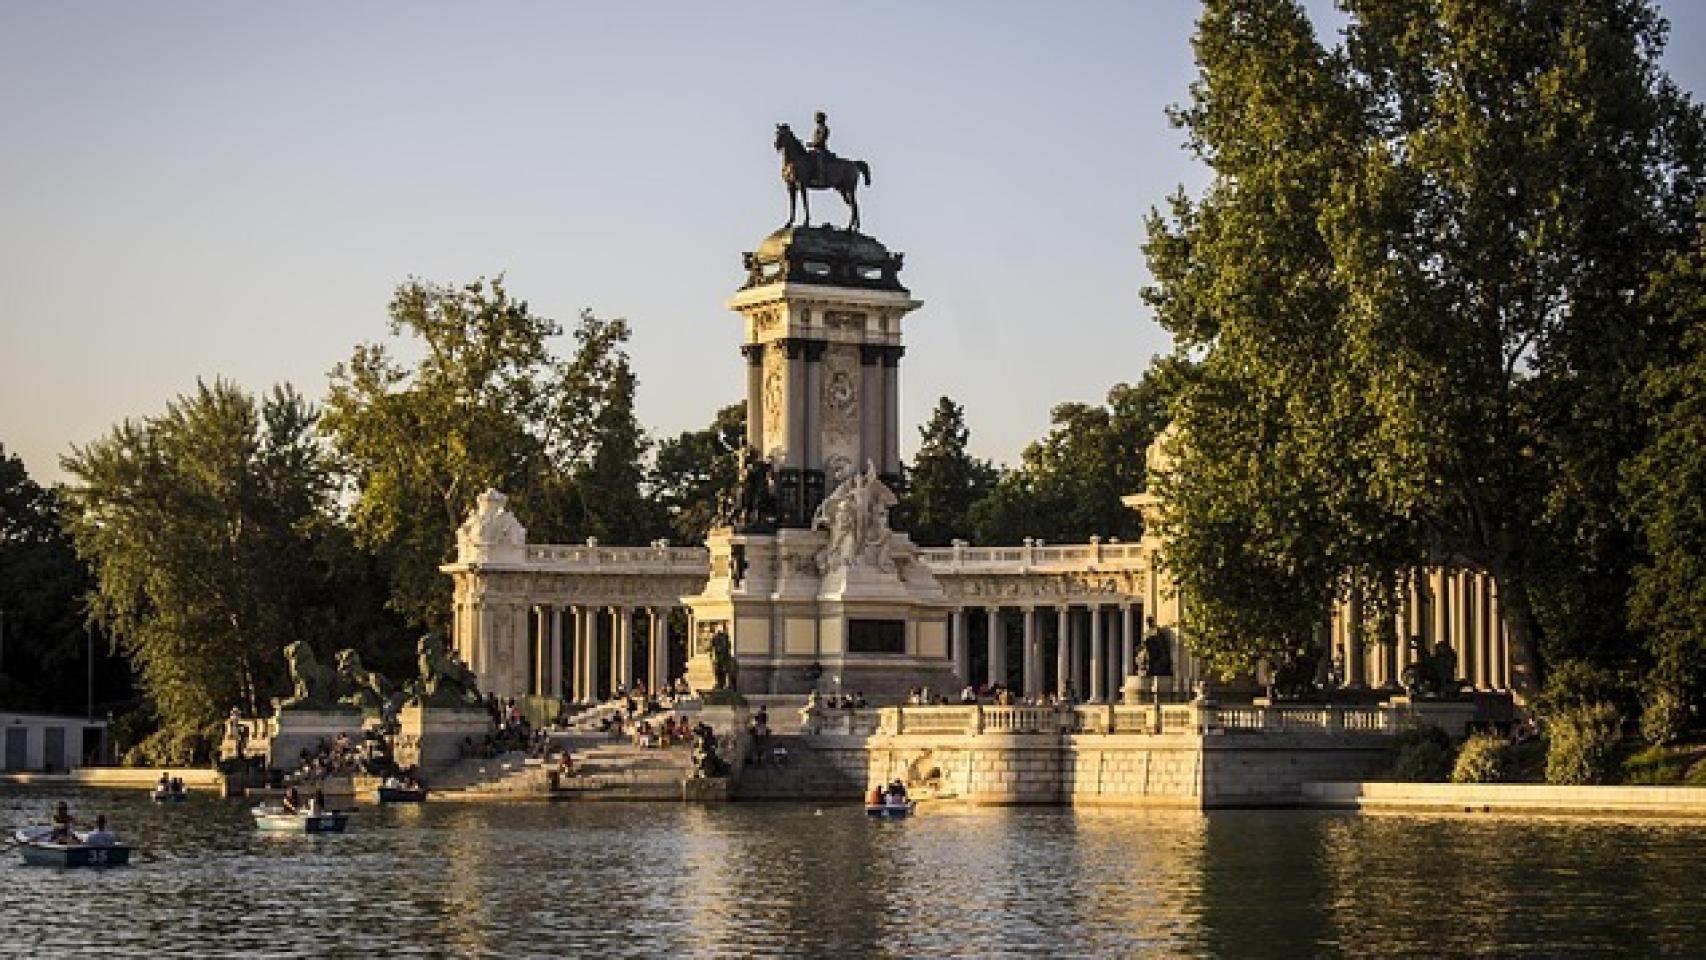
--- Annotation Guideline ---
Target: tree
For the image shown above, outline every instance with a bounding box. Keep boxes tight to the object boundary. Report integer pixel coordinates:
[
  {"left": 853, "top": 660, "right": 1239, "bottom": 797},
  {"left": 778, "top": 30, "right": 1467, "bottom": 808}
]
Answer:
[
  {"left": 0, "top": 444, "right": 130, "bottom": 715},
  {"left": 1145, "top": 0, "right": 1705, "bottom": 692},
  {"left": 901, "top": 397, "right": 996, "bottom": 545},
  {"left": 323, "top": 277, "right": 656, "bottom": 626},
  {"left": 59, "top": 381, "right": 344, "bottom": 759},
  {"left": 652, "top": 402, "right": 745, "bottom": 544},
  {"left": 1625, "top": 221, "right": 1706, "bottom": 707},
  {"left": 969, "top": 365, "right": 1178, "bottom": 547}
]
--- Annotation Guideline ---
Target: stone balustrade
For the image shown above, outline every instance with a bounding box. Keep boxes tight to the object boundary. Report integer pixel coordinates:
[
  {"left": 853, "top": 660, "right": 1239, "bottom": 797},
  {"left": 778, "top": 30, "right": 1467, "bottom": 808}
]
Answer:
[
  {"left": 876, "top": 701, "right": 1409, "bottom": 737},
  {"left": 915, "top": 536, "right": 1147, "bottom": 573},
  {"left": 523, "top": 541, "right": 710, "bottom": 570}
]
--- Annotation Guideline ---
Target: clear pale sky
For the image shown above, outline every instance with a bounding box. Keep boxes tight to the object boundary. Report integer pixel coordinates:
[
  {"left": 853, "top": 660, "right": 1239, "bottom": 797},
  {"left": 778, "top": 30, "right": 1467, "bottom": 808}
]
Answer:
[{"left": 4, "top": 2, "right": 1703, "bottom": 486}]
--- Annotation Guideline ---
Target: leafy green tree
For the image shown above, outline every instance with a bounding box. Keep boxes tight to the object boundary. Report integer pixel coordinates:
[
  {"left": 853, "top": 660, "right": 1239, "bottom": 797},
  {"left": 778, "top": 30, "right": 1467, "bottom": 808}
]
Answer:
[
  {"left": 652, "top": 402, "right": 745, "bottom": 544},
  {"left": 1625, "top": 221, "right": 1706, "bottom": 709},
  {"left": 324, "top": 277, "right": 658, "bottom": 626},
  {"left": 59, "top": 381, "right": 344, "bottom": 756},
  {"left": 970, "top": 370, "right": 1174, "bottom": 545},
  {"left": 1145, "top": 0, "right": 1704, "bottom": 692},
  {"left": 0, "top": 444, "right": 130, "bottom": 715},
  {"left": 901, "top": 397, "right": 996, "bottom": 545}
]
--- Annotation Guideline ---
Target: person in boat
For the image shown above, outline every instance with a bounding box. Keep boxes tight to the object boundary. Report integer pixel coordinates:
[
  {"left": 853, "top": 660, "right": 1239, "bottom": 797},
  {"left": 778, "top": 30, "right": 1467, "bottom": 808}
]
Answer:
[
  {"left": 281, "top": 785, "right": 302, "bottom": 814},
  {"left": 82, "top": 815, "right": 117, "bottom": 847},
  {"left": 172, "top": 776, "right": 185, "bottom": 793},
  {"left": 157, "top": 772, "right": 171, "bottom": 792},
  {"left": 49, "top": 801, "right": 75, "bottom": 841},
  {"left": 865, "top": 784, "right": 883, "bottom": 807},
  {"left": 886, "top": 780, "right": 909, "bottom": 806},
  {"left": 310, "top": 789, "right": 327, "bottom": 815}
]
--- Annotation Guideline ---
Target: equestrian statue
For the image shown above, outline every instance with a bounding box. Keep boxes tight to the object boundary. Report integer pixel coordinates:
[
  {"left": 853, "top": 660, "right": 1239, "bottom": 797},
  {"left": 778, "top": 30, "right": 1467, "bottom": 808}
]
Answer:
[{"left": 774, "top": 110, "right": 871, "bottom": 231}]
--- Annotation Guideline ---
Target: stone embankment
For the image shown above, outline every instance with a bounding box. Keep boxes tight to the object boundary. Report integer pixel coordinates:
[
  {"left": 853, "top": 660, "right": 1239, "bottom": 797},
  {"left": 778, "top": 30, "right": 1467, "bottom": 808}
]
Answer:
[{"left": 1301, "top": 781, "right": 1706, "bottom": 817}]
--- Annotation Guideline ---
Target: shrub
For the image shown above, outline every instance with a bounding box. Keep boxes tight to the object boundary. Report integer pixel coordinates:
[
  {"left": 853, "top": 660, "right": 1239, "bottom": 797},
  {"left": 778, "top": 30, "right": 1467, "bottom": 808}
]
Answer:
[
  {"left": 1391, "top": 725, "right": 1456, "bottom": 782},
  {"left": 1545, "top": 703, "right": 1621, "bottom": 785},
  {"left": 1622, "top": 744, "right": 1692, "bottom": 785},
  {"left": 1640, "top": 683, "right": 1690, "bottom": 746},
  {"left": 1451, "top": 733, "right": 1514, "bottom": 784},
  {"left": 1535, "top": 660, "right": 1620, "bottom": 717}
]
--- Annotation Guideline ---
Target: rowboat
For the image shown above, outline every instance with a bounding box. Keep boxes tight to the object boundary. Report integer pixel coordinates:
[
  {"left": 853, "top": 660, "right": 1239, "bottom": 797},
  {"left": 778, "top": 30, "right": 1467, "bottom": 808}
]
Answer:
[
  {"left": 375, "top": 786, "right": 427, "bottom": 803},
  {"left": 865, "top": 801, "right": 916, "bottom": 819},
  {"left": 251, "top": 807, "right": 350, "bottom": 834},
  {"left": 13, "top": 827, "right": 132, "bottom": 868},
  {"left": 150, "top": 787, "right": 186, "bottom": 803}
]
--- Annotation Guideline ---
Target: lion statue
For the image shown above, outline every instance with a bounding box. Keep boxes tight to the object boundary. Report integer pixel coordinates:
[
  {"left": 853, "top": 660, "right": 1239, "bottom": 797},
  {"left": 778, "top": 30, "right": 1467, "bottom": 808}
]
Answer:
[
  {"left": 275, "top": 641, "right": 343, "bottom": 712},
  {"left": 409, "top": 634, "right": 483, "bottom": 709},
  {"left": 336, "top": 649, "right": 403, "bottom": 721}
]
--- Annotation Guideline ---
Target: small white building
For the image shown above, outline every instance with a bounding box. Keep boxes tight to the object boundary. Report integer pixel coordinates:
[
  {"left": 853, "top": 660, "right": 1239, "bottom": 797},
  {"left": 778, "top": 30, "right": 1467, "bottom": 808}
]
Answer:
[{"left": 1, "top": 712, "right": 109, "bottom": 772}]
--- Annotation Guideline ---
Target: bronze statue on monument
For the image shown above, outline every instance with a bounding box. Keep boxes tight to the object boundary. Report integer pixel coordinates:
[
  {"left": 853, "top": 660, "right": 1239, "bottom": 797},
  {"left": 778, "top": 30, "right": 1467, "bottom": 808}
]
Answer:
[{"left": 775, "top": 111, "right": 872, "bottom": 231}]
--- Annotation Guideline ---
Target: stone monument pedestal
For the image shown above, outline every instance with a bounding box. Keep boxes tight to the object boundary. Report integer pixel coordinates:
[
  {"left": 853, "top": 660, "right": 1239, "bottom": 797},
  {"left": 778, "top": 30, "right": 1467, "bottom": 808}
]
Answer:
[
  {"left": 267, "top": 708, "right": 365, "bottom": 770},
  {"left": 395, "top": 703, "right": 494, "bottom": 770}
]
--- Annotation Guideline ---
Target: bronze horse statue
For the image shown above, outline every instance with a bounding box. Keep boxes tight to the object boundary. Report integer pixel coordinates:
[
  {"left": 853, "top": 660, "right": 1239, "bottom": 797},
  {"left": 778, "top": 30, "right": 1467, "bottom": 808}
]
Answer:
[{"left": 775, "top": 123, "right": 871, "bottom": 231}]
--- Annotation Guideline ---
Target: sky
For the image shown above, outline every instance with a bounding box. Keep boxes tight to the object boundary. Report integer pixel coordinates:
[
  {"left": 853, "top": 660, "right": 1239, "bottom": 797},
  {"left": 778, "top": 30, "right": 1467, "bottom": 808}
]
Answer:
[{"left": 3, "top": 1, "right": 1704, "bottom": 487}]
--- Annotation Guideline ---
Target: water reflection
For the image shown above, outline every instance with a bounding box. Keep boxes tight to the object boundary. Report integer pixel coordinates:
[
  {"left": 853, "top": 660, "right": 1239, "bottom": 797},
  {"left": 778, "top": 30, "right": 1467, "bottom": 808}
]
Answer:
[{"left": 3, "top": 788, "right": 1705, "bottom": 958}]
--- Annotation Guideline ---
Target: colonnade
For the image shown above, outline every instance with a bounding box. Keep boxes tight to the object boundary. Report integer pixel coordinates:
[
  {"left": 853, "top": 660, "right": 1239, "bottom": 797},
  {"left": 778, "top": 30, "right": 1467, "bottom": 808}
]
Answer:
[
  {"left": 522, "top": 605, "right": 682, "bottom": 704},
  {"left": 1329, "top": 569, "right": 1511, "bottom": 692},
  {"left": 943, "top": 603, "right": 1198, "bottom": 701}
]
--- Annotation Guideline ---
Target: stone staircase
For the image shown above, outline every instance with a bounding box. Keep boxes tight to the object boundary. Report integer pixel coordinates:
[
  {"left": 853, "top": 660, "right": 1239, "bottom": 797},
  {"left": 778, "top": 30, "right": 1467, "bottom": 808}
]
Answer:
[
  {"left": 552, "top": 741, "right": 696, "bottom": 801},
  {"left": 426, "top": 752, "right": 553, "bottom": 801},
  {"left": 733, "top": 736, "right": 865, "bottom": 800}
]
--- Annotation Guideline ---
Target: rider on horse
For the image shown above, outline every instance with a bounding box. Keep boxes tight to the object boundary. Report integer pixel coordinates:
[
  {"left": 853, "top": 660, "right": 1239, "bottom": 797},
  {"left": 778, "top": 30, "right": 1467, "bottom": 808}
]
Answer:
[{"left": 808, "top": 111, "right": 832, "bottom": 184}]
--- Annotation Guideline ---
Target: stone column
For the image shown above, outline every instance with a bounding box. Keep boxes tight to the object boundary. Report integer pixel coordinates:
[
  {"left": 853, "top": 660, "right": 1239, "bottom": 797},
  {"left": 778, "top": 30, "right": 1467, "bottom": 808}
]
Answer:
[
  {"left": 1431, "top": 568, "right": 1448, "bottom": 656},
  {"left": 1089, "top": 605, "right": 1105, "bottom": 703},
  {"left": 741, "top": 343, "right": 764, "bottom": 451},
  {"left": 952, "top": 608, "right": 970, "bottom": 685},
  {"left": 1488, "top": 584, "right": 1505, "bottom": 691},
  {"left": 784, "top": 339, "right": 807, "bottom": 471},
  {"left": 1120, "top": 605, "right": 1135, "bottom": 687},
  {"left": 1067, "top": 608, "right": 1082, "bottom": 699},
  {"left": 1055, "top": 606, "right": 1071, "bottom": 699},
  {"left": 549, "top": 606, "right": 564, "bottom": 699},
  {"left": 1022, "top": 607, "right": 1039, "bottom": 698},
  {"left": 1453, "top": 573, "right": 1475, "bottom": 689},
  {"left": 533, "top": 606, "right": 547, "bottom": 696},
  {"left": 1477, "top": 574, "right": 1495, "bottom": 691},
  {"left": 1345, "top": 585, "right": 1367, "bottom": 688},
  {"left": 985, "top": 607, "right": 1003, "bottom": 689},
  {"left": 586, "top": 607, "right": 602, "bottom": 703},
  {"left": 859, "top": 346, "right": 882, "bottom": 471},
  {"left": 614, "top": 607, "right": 633, "bottom": 692},
  {"left": 881, "top": 347, "right": 904, "bottom": 476}
]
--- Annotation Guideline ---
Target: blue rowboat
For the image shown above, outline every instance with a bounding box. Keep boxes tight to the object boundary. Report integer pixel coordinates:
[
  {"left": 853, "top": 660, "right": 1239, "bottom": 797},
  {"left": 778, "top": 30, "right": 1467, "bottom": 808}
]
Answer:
[
  {"left": 14, "top": 827, "right": 132, "bottom": 868},
  {"left": 865, "top": 801, "right": 916, "bottom": 819},
  {"left": 251, "top": 807, "right": 350, "bottom": 834}
]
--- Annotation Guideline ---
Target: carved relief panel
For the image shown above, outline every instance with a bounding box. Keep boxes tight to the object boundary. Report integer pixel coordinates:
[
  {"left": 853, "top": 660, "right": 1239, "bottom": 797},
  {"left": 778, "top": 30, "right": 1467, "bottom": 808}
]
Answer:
[{"left": 821, "top": 344, "right": 860, "bottom": 471}]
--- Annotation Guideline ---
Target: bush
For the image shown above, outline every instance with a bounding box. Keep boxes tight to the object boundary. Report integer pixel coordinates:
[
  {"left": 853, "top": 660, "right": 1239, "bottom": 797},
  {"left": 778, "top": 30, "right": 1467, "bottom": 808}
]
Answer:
[
  {"left": 1391, "top": 725, "right": 1456, "bottom": 782},
  {"left": 1545, "top": 702, "right": 1621, "bottom": 785},
  {"left": 1622, "top": 744, "right": 1692, "bottom": 785},
  {"left": 1640, "top": 683, "right": 1690, "bottom": 746},
  {"left": 1451, "top": 733, "right": 1514, "bottom": 783},
  {"left": 1535, "top": 660, "right": 1620, "bottom": 717}
]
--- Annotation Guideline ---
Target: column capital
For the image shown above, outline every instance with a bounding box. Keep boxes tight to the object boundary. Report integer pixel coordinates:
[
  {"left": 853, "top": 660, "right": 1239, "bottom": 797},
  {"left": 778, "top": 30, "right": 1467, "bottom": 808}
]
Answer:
[{"left": 740, "top": 342, "right": 764, "bottom": 364}]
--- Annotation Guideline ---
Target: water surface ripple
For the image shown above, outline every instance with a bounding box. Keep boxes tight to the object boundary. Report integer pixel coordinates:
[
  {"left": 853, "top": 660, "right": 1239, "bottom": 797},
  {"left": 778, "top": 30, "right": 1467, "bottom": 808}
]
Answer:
[{"left": 3, "top": 788, "right": 1704, "bottom": 958}]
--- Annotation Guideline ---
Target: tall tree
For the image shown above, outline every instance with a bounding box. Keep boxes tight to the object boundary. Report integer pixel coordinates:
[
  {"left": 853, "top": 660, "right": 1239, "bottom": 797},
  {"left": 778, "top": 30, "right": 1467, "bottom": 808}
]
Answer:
[
  {"left": 1625, "top": 220, "right": 1706, "bottom": 705},
  {"left": 324, "top": 277, "right": 654, "bottom": 626},
  {"left": 902, "top": 397, "right": 996, "bottom": 545},
  {"left": 652, "top": 402, "right": 745, "bottom": 544},
  {"left": 1146, "top": 0, "right": 1704, "bottom": 691},
  {"left": 0, "top": 444, "right": 130, "bottom": 715},
  {"left": 59, "top": 381, "right": 340, "bottom": 759}
]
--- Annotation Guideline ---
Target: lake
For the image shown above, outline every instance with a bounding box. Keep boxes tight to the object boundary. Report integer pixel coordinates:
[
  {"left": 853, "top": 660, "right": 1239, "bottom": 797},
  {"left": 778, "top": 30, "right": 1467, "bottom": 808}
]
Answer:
[{"left": 3, "top": 787, "right": 1704, "bottom": 958}]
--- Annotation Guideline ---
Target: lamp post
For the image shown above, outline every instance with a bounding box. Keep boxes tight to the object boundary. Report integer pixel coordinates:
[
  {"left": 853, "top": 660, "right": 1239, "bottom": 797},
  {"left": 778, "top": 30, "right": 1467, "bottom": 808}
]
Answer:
[{"left": 86, "top": 624, "right": 94, "bottom": 721}]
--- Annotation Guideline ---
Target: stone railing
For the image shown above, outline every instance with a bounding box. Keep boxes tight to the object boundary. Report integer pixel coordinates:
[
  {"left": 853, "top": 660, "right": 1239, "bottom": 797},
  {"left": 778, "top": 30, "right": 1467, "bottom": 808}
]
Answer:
[
  {"left": 916, "top": 537, "right": 1148, "bottom": 573},
  {"left": 523, "top": 540, "right": 710, "bottom": 571},
  {"left": 875, "top": 701, "right": 1407, "bottom": 738}
]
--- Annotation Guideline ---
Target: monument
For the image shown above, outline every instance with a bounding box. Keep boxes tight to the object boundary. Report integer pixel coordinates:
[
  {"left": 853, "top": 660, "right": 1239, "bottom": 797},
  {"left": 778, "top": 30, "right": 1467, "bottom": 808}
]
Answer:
[
  {"left": 394, "top": 633, "right": 495, "bottom": 770},
  {"left": 266, "top": 641, "right": 366, "bottom": 769},
  {"left": 682, "top": 114, "right": 958, "bottom": 699}
]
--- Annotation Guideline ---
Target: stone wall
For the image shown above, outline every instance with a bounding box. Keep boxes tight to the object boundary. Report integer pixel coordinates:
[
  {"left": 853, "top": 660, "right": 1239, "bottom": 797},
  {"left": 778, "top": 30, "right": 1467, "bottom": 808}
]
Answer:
[{"left": 734, "top": 729, "right": 1392, "bottom": 808}]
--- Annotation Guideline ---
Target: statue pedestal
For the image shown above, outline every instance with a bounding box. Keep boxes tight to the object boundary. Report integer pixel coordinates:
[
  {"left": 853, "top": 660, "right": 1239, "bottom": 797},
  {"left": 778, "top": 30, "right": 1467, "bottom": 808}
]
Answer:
[
  {"left": 394, "top": 704, "right": 494, "bottom": 771},
  {"left": 683, "top": 525, "right": 960, "bottom": 703},
  {"left": 267, "top": 708, "right": 365, "bottom": 770}
]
